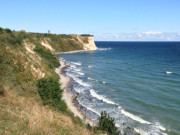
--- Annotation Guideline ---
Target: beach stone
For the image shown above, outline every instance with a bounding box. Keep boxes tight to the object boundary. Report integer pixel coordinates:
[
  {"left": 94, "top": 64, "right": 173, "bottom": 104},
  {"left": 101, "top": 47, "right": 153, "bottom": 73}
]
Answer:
[
  {"left": 126, "top": 126, "right": 131, "bottom": 129},
  {"left": 80, "top": 105, "right": 83, "bottom": 109},
  {"left": 89, "top": 98, "right": 93, "bottom": 102},
  {"left": 77, "top": 108, "right": 81, "bottom": 111}
]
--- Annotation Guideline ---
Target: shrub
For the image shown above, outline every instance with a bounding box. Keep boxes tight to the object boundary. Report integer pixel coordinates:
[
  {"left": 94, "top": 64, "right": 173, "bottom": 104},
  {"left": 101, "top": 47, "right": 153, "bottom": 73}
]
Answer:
[
  {"left": 0, "top": 27, "right": 3, "bottom": 33},
  {"left": 37, "top": 77, "right": 67, "bottom": 111},
  {"left": 98, "top": 111, "right": 119, "bottom": 135},
  {"left": 5, "top": 28, "right": 12, "bottom": 33},
  {"left": 34, "top": 43, "right": 60, "bottom": 68},
  {"left": 80, "top": 34, "right": 93, "bottom": 37}
]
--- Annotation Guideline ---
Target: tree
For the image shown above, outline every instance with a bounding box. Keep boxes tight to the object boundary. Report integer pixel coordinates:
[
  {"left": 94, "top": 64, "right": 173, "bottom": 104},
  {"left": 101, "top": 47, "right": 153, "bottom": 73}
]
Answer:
[{"left": 98, "top": 111, "right": 119, "bottom": 135}]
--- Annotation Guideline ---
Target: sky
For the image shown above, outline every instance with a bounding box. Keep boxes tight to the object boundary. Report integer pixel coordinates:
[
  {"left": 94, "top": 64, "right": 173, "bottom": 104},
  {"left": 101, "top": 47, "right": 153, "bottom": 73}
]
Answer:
[{"left": 1, "top": 0, "right": 180, "bottom": 41}]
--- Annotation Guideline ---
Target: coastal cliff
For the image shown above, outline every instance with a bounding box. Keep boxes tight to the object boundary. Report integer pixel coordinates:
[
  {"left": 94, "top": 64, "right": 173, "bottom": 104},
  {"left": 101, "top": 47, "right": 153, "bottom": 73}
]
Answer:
[
  {"left": 77, "top": 35, "right": 98, "bottom": 50},
  {"left": 0, "top": 27, "right": 100, "bottom": 135}
]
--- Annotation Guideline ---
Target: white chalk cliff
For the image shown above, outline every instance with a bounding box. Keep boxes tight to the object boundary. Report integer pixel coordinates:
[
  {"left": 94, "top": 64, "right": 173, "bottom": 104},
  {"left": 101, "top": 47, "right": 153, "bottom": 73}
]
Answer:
[{"left": 77, "top": 35, "right": 98, "bottom": 50}]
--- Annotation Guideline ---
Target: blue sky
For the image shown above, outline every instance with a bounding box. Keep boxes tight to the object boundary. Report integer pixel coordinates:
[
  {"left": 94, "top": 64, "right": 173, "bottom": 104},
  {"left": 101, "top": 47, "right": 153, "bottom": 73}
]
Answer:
[{"left": 1, "top": 0, "right": 180, "bottom": 41}]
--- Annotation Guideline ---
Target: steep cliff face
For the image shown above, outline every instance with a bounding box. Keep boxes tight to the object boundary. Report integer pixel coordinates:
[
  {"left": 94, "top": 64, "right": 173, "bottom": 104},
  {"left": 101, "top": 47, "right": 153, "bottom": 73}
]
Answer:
[{"left": 77, "top": 35, "right": 98, "bottom": 50}]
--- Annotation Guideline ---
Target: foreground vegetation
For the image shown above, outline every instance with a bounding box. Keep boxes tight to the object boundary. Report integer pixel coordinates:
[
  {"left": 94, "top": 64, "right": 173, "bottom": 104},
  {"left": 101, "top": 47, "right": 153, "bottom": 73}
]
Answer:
[
  {"left": 0, "top": 27, "right": 93, "bottom": 135},
  {"left": 0, "top": 27, "right": 119, "bottom": 135},
  {"left": 37, "top": 77, "right": 67, "bottom": 112},
  {"left": 98, "top": 111, "right": 119, "bottom": 135}
]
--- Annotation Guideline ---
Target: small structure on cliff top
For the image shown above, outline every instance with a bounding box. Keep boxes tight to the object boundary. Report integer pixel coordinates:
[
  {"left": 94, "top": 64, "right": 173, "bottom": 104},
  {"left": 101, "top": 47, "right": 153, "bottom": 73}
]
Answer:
[{"left": 48, "top": 30, "right": 51, "bottom": 34}]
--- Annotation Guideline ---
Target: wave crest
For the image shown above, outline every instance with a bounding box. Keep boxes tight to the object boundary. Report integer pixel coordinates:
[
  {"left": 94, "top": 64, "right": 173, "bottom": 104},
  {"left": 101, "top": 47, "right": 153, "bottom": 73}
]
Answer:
[
  {"left": 98, "top": 47, "right": 111, "bottom": 51},
  {"left": 66, "top": 73, "right": 90, "bottom": 87},
  {"left": 71, "top": 62, "right": 81, "bottom": 66},
  {"left": 90, "top": 89, "right": 116, "bottom": 105}
]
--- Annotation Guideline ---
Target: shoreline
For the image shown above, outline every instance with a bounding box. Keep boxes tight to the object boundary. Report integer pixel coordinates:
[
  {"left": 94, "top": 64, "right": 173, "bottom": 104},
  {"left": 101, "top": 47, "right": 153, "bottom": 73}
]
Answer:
[
  {"left": 55, "top": 59, "right": 97, "bottom": 127},
  {"left": 55, "top": 49, "right": 96, "bottom": 55}
]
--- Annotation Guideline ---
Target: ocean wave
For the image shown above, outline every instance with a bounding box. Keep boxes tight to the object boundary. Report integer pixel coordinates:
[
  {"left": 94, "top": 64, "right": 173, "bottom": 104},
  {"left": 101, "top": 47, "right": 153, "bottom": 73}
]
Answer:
[
  {"left": 166, "top": 71, "right": 172, "bottom": 74},
  {"left": 120, "top": 109, "right": 166, "bottom": 131},
  {"left": 90, "top": 89, "right": 117, "bottom": 105},
  {"left": 71, "top": 62, "right": 82, "bottom": 66},
  {"left": 77, "top": 72, "right": 84, "bottom": 76},
  {"left": 98, "top": 47, "right": 111, "bottom": 51},
  {"left": 88, "top": 65, "right": 93, "bottom": 68},
  {"left": 66, "top": 72, "right": 90, "bottom": 87},
  {"left": 88, "top": 77, "right": 106, "bottom": 84},
  {"left": 69, "top": 67, "right": 84, "bottom": 76},
  {"left": 77, "top": 100, "right": 100, "bottom": 116},
  {"left": 68, "top": 63, "right": 83, "bottom": 74},
  {"left": 73, "top": 86, "right": 85, "bottom": 93},
  {"left": 87, "top": 77, "right": 98, "bottom": 82},
  {"left": 60, "top": 57, "right": 65, "bottom": 61},
  {"left": 154, "top": 122, "right": 166, "bottom": 131},
  {"left": 121, "top": 109, "right": 151, "bottom": 124},
  {"left": 134, "top": 127, "right": 167, "bottom": 135},
  {"left": 134, "top": 128, "right": 148, "bottom": 135},
  {"left": 73, "top": 68, "right": 81, "bottom": 72},
  {"left": 70, "top": 64, "right": 76, "bottom": 68},
  {"left": 87, "top": 77, "right": 94, "bottom": 81}
]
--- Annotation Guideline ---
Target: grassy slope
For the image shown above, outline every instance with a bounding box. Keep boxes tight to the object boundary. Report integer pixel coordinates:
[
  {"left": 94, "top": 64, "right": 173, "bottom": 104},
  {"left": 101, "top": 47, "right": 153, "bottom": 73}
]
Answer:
[{"left": 0, "top": 28, "right": 102, "bottom": 135}]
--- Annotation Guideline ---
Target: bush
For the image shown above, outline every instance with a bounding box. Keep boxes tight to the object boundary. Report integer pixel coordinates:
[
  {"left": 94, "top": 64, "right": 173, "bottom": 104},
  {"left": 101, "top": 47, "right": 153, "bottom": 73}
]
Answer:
[
  {"left": 0, "top": 27, "right": 23, "bottom": 46},
  {"left": 0, "top": 27, "right": 3, "bottom": 33},
  {"left": 34, "top": 43, "right": 60, "bottom": 68},
  {"left": 5, "top": 28, "right": 12, "bottom": 33},
  {"left": 80, "top": 34, "right": 93, "bottom": 37},
  {"left": 37, "top": 77, "right": 67, "bottom": 111},
  {"left": 98, "top": 111, "right": 119, "bottom": 135}
]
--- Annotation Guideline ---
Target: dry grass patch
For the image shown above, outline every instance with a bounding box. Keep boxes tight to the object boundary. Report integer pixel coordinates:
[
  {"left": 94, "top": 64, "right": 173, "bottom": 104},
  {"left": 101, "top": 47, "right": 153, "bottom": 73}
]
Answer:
[{"left": 0, "top": 89, "right": 91, "bottom": 135}]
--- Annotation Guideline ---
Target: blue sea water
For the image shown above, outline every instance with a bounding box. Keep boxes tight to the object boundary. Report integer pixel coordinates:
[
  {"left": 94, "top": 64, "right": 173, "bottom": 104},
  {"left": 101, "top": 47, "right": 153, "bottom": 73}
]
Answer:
[{"left": 61, "top": 42, "right": 180, "bottom": 135}]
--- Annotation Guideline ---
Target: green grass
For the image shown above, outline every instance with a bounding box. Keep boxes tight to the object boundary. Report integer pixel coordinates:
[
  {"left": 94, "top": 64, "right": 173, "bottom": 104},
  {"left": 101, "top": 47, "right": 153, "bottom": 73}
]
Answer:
[{"left": 34, "top": 42, "right": 60, "bottom": 68}]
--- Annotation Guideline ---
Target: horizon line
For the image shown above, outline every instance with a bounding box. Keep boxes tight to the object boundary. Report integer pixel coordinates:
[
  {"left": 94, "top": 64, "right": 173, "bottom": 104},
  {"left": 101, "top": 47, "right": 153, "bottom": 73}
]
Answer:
[{"left": 95, "top": 41, "right": 180, "bottom": 42}]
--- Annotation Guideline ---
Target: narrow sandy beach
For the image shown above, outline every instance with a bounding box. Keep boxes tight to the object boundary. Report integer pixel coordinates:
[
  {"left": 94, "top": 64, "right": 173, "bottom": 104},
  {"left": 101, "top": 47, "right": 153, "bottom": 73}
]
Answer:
[{"left": 55, "top": 60, "right": 96, "bottom": 127}]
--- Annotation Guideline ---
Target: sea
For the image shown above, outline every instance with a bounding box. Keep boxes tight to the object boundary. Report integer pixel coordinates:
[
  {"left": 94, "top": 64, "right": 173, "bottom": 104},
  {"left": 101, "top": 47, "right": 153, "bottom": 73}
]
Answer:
[{"left": 60, "top": 42, "right": 180, "bottom": 135}]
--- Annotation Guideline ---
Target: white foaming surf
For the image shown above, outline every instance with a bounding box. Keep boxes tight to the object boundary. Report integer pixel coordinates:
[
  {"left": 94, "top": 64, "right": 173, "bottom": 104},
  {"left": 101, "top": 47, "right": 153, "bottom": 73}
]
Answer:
[
  {"left": 120, "top": 109, "right": 166, "bottom": 131},
  {"left": 88, "top": 77, "right": 106, "bottom": 84},
  {"left": 154, "top": 122, "right": 166, "bottom": 131},
  {"left": 121, "top": 109, "right": 151, "bottom": 124},
  {"left": 134, "top": 127, "right": 167, "bottom": 135},
  {"left": 70, "top": 64, "right": 76, "bottom": 68},
  {"left": 88, "top": 65, "right": 93, "bottom": 68},
  {"left": 98, "top": 47, "right": 111, "bottom": 51},
  {"left": 66, "top": 72, "right": 90, "bottom": 87},
  {"left": 77, "top": 72, "right": 84, "bottom": 76},
  {"left": 166, "top": 71, "right": 172, "bottom": 74},
  {"left": 73, "top": 86, "right": 85, "bottom": 93},
  {"left": 87, "top": 77, "right": 98, "bottom": 82},
  {"left": 71, "top": 62, "right": 82, "bottom": 66},
  {"left": 87, "top": 77, "right": 94, "bottom": 81},
  {"left": 90, "top": 89, "right": 117, "bottom": 105},
  {"left": 73, "top": 68, "right": 81, "bottom": 72},
  {"left": 134, "top": 128, "right": 148, "bottom": 135},
  {"left": 69, "top": 67, "right": 84, "bottom": 76},
  {"left": 77, "top": 100, "right": 100, "bottom": 116}
]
